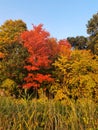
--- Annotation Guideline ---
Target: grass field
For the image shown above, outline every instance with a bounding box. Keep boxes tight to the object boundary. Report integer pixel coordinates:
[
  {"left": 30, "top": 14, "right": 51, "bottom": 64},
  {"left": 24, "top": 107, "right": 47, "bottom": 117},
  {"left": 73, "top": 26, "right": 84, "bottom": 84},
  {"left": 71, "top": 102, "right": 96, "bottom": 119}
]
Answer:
[{"left": 0, "top": 96, "right": 98, "bottom": 130}]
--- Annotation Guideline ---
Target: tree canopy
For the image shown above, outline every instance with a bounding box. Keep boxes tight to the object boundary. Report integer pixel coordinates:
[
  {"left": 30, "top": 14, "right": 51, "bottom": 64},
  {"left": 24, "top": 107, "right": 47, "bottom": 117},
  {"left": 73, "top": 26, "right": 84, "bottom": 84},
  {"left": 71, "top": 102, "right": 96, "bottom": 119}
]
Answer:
[
  {"left": 87, "top": 12, "right": 98, "bottom": 36},
  {"left": 0, "top": 17, "right": 98, "bottom": 101},
  {"left": 86, "top": 13, "right": 98, "bottom": 54},
  {"left": 51, "top": 50, "right": 98, "bottom": 101},
  {"left": 67, "top": 36, "right": 87, "bottom": 50},
  {"left": 0, "top": 19, "right": 27, "bottom": 46}
]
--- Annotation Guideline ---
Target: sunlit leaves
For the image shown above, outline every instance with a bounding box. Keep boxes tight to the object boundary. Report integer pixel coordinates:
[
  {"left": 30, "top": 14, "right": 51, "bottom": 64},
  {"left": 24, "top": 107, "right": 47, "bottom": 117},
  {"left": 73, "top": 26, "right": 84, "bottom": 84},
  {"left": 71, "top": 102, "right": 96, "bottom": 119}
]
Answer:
[
  {"left": 52, "top": 50, "right": 98, "bottom": 101},
  {"left": 58, "top": 39, "right": 71, "bottom": 57},
  {"left": 21, "top": 24, "right": 72, "bottom": 90},
  {"left": 0, "top": 19, "right": 27, "bottom": 45},
  {"left": 21, "top": 24, "right": 56, "bottom": 89}
]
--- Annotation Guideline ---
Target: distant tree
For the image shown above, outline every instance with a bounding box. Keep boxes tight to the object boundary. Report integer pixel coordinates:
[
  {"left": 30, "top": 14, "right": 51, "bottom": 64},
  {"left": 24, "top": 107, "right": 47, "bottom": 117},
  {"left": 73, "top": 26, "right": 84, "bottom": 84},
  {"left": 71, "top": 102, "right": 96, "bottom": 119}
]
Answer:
[
  {"left": 67, "top": 37, "right": 76, "bottom": 47},
  {"left": 86, "top": 12, "right": 98, "bottom": 54},
  {"left": 87, "top": 12, "right": 98, "bottom": 36},
  {"left": 67, "top": 36, "right": 87, "bottom": 50}
]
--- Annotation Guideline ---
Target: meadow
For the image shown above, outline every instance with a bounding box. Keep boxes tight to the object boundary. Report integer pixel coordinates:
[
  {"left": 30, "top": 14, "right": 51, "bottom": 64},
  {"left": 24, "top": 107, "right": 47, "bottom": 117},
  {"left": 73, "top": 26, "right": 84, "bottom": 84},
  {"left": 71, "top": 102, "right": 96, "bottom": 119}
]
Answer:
[{"left": 0, "top": 96, "right": 98, "bottom": 130}]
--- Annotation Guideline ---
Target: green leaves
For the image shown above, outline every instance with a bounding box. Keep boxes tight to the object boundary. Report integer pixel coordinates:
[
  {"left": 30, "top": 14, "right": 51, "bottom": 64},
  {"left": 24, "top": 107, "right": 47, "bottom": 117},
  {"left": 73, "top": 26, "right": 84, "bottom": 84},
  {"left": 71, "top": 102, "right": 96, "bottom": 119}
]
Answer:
[
  {"left": 67, "top": 36, "right": 87, "bottom": 50},
  {"left": 86, "top": 13, "right": 98, "bottom": 54},
  {"left": 87, "top": 13, "right": 98, "bottom": 36}
]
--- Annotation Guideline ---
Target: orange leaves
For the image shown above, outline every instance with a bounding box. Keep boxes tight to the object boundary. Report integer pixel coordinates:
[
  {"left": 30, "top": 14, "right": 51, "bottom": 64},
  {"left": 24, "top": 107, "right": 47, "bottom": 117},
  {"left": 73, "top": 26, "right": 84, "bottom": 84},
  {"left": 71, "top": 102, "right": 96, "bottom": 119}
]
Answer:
[
  {"left": 34, "top": 74, "right": 53, "bottom": 83},
  {"left": 24, "top": 65, "right": 39, "bottom": 71},
  {"left": 21, "top": 24, "right": 54, "bottom": 89},
  {"left": 21, "top": 24, "right": 51, "bottom": 69},
  {"left": 58, "top": 39, "right": 71, "bottom": 58},
  {"left": 23, "top": 73, "right": 53, "bottom": 89},
  {"left": 21, "top": 24, "right": 71, "bottom": 89},
  {"left": 23, "top": 83, "right": 40, "bottom": 89},
  {"left": 21, "top": 24, "right": 50, "bottom": 51},
  {"left": 0, "top": 52, "right": 4, "bottom": 59}
]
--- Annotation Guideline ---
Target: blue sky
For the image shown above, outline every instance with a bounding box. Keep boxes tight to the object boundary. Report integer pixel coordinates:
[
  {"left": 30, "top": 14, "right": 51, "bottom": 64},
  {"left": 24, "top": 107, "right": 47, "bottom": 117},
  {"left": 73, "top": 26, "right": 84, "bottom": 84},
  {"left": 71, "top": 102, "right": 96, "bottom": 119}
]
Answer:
[{"left": 0, "top": 0, "right": 98, "bottom": 40}]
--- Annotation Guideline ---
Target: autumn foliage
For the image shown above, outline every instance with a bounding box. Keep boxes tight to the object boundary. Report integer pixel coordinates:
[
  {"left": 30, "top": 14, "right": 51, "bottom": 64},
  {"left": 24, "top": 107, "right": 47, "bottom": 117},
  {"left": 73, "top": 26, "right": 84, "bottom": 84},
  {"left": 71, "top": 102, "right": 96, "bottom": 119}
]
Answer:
[
  {"left": 21, "top": 24, "right": 54, "bottom": 89},
  {"left": 20, "top": 24, "right": 71, "bottom": 89},
  {"left": 0, "top": 16, "right": 98, "bottom": 130},
  {"left": 0, "top": 19, "right": 27, "bottom": 45},
  {"left": 52, "top": 50, "right": 98, "bottom": 102},
  {"left": 58, "top": 39, "right": 71, "bottom": 57},
  {"left": 0, "top": 19, "right": 98, "bottom": 103}
]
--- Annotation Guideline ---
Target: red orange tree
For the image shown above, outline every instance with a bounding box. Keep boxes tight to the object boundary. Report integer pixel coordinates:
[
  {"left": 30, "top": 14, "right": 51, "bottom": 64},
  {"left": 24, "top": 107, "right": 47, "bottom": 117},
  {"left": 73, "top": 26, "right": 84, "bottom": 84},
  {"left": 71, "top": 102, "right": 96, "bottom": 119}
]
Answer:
[
  {"left": 21, "top": 24, "right": 71, "bottom": 94},
  {"left": 21, "top": 24, "right": 58, "bottom": 89}
]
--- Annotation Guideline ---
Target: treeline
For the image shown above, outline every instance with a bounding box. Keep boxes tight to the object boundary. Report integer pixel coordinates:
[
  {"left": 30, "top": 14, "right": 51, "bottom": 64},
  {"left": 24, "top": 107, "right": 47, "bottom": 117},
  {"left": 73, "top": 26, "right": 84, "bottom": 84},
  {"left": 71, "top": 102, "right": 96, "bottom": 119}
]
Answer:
[{"left": 0, "top": 13, "right": 98, "bottom": 102}]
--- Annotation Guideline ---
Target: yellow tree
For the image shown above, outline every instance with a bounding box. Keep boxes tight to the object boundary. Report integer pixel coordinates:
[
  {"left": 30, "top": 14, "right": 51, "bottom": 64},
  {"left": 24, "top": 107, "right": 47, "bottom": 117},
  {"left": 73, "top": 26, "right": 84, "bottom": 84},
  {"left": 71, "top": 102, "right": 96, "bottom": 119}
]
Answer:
[
  {"left": 52, "top": 50, "right": 98, "bottom": 102},
  {"left": 0, "top": 19, "right": 27, "bottom": 46}
]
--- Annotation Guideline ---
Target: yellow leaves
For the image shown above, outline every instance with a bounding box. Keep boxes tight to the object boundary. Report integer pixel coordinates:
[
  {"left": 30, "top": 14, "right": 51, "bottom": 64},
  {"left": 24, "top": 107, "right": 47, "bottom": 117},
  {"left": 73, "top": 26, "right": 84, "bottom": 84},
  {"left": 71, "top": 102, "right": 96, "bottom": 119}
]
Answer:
[
  {"left": 54, "top": 89, "right": 70, "bottom": 105},
  {"left": 53, "top": 50, "right": 98, "bottom": 101},
  {"left": 1, "top": 78, "right": 16, "bottom": 91},
  {"left": 55, "top": 89, "right": 66, "bottom": 100},
  {"left": 0, "top": 19, "right": 27, "bottom": 45}
]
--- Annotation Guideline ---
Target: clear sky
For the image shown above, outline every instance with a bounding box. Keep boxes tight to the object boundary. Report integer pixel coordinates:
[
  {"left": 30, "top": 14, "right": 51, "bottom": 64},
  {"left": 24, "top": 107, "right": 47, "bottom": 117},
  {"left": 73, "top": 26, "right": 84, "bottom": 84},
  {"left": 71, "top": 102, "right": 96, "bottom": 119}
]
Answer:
[{"left": 0, "top": 0, "right": 98, "bottom": 40}]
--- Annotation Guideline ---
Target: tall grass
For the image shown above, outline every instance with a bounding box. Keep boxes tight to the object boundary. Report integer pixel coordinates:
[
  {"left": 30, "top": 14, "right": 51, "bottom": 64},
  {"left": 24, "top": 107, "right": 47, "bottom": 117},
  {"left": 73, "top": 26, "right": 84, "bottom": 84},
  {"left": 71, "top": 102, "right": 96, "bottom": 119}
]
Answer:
[{"left": 0, "top": 96, "right": 98, "bottom": 130}]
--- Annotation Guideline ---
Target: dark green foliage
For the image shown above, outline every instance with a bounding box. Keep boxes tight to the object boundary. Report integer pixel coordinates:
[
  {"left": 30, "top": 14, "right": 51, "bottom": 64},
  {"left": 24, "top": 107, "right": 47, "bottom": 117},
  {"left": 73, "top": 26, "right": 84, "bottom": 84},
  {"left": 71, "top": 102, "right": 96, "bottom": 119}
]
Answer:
[
  {"left": 0, "top": 42, "right": 29, "bottom": 97},
  {"left": 86, "top": 12, "right": 98, "bottom": 36},
  {"left": 0, "top": 42, "right": 29, "bottom": 84},
  {"left": 86, "top": 12, "right": 98, "bottom": 54},
  {"left": 67, "top": 36, "right": 87, "bottom": 50}
]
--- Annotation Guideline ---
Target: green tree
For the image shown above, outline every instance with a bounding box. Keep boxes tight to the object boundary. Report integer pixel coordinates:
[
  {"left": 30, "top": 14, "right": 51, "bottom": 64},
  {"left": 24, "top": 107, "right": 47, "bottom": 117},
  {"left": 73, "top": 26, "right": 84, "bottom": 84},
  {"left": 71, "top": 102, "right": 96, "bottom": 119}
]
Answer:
[
  {"left": 0, "top": 42, "right": 28, "bottom": 84},
  {"left": 86, "top": 12, "right": 98, "bottom": 54},
  {"left": 67, "top": 36, "right": 87, "bottom": 50},
  {"left": 0, "top": 42, "right": 29, "bottom": 97},
  {"left": 87, "top": 12, "right": 98, "bottom": 35}
]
